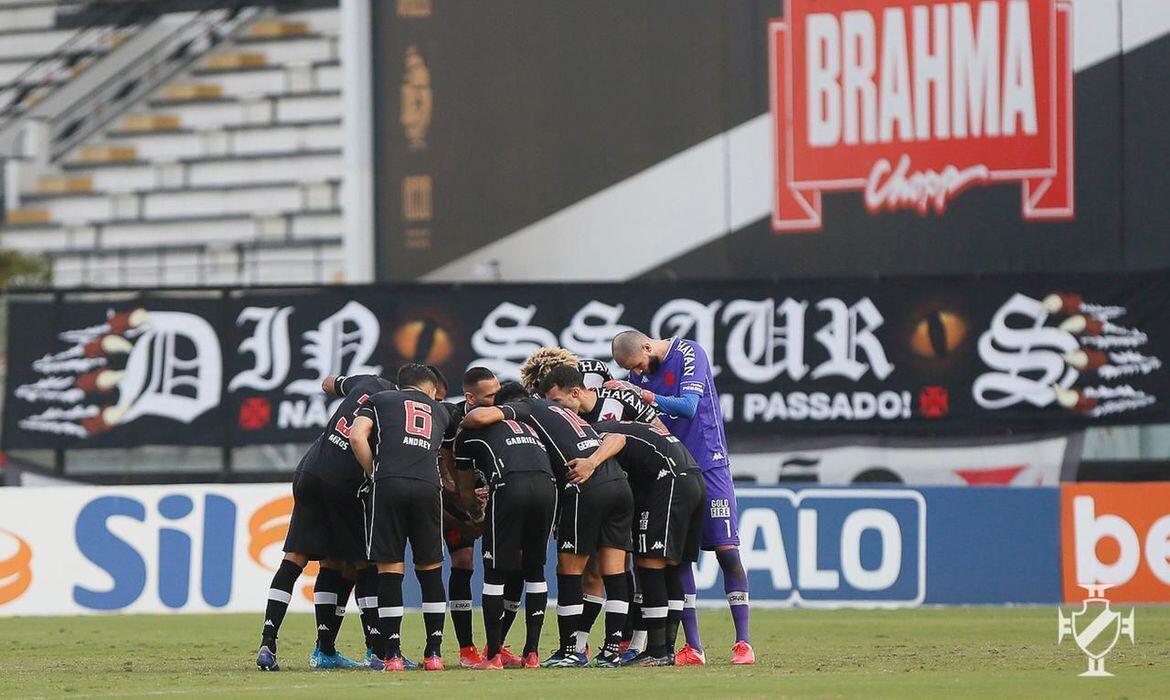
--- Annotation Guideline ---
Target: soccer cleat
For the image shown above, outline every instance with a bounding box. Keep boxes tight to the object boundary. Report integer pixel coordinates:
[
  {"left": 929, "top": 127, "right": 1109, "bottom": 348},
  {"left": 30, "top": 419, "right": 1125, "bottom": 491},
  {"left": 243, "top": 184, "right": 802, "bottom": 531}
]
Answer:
[
  {"left": 674, "top": 644, "right": 706, "bottom": 666},
  {"left": 522, "top": 652, "right": 541, "bottom": 668},
  {"left": 423, "top": 654, "right": 444, "bottom": 671},
  {"left": 617, "top": 648, "right": 641, "bottom": 666},
  {"left": 471, "top": 654, "right": 504, "bottom": 670},
  {"left": 381, "top": 655, "right": 407, "bottom": 672},
  {"left": 591, "top": 650, "right": 623, "bottom": 668},
  {"left": 541, "top": 650, "right": 585, "bottom": 668},
  {"left": 256, "top": 645, "right": 279, "bottom": 671},
  {"left": 459, "top": 645, "right": 483, "bottom": 668},
  {"left": 618, "top": 640, "right": 630, "bottom": 654},
  {"left": 309, "top": 647, "right": 364, "bottom": 670},
  {"left": 636, "top": 653, "right": 674, "bottom": 667},
  {"left": 496, "top": 646, "right": 523, "bottom": 668},
  {"left": 731, "top": 641, "right": 756, "bottom": 665}
]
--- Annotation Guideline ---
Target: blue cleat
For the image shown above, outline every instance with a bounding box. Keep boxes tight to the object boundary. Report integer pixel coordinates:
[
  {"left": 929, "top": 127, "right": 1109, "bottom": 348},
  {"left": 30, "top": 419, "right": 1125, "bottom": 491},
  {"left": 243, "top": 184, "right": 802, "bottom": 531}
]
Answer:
[
  {"left": 541, "top": 650, "right": 586, "bottom": 668},
  {"left": 256, "top": 645, "right": 279, "bottom": 671},
  {"left": 592, "top": 650, "right": 623, "bottom": 668},
  {"left": 617, "top": 648, "right": 641, "bottom": 666},
  {"left": 309, "top": 646, "right": 365, "bottom": 670}
]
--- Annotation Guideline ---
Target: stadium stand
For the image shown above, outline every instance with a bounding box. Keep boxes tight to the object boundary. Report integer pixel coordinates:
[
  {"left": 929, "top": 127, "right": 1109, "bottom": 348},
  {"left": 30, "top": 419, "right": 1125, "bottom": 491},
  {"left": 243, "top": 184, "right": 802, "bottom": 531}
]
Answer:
[{"left": 0, "top": 0, "right": 343, "bottom": 287}]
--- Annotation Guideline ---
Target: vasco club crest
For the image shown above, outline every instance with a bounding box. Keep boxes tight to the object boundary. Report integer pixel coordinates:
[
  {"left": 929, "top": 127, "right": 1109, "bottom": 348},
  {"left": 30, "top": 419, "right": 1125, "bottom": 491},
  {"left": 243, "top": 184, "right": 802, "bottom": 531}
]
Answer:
[
  {"left": 769, "top": 0, "right": 1074, "bottom": 231},
  {"left": 1057, "top": 584, "right": 1135, "bottom": 677}
]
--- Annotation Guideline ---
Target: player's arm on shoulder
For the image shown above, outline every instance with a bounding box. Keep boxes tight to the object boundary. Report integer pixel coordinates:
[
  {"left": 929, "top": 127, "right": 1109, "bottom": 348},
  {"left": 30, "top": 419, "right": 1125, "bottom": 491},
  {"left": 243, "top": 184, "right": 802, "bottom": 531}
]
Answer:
[
  {"left": 461, "top": 405, "right": 506, "bottom": 429},
  {"left": 565, "top": 432, "right": 626, "bottom": 485},
  {"left": 349, "top": 413, "right": 376, "bottom": 476}
]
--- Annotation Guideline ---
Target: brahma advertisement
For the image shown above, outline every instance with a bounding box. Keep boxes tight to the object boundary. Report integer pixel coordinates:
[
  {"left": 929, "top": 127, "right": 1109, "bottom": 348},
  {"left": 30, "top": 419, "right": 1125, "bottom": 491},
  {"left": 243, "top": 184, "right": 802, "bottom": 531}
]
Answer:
[{"left": 371, "top": 0, "right": 1170, "bottom": 282}]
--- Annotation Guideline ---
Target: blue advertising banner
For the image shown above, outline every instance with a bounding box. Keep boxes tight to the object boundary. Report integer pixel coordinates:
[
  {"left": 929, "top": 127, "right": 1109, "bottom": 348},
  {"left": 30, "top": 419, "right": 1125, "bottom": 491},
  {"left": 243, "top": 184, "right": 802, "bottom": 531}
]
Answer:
[{"left": 0, "top": 484, "right": 1061, "bottom": 616}]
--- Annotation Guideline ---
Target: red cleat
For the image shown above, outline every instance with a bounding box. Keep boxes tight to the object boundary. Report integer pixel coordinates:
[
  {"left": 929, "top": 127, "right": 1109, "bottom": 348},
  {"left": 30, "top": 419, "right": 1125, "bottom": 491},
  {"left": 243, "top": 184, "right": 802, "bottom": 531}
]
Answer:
[
  {"left": 471, "top": 655, "right": 503, "bottom": 670},
  {"left": 423, "top": 655, "right": 444, "bottom": 671},
  {"left": 731, "top": 641, "right": 756, "bottom": 665},
  {"left": 381, "top": 655, "right": 407, "bottom": 672},
  {"left": 459, "top": 645, "right": 483, "bottom": 668},
  {"left": 522, "top": 652, "right": 540, "bottom": 668},
  {"left": 674, "top": 644, "right": 706, "bottom": 666},
  {"left": 496, "top": 646, "right": 522, "bottom": 668}
]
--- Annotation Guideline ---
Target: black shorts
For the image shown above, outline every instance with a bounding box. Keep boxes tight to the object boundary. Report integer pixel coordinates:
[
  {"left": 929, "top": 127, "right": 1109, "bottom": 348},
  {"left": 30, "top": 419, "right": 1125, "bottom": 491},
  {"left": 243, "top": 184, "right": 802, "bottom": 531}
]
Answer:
[
  {"left": 367, "top": 477, "right": 444, "bottom": 565},
  {"left": 635, "top": 470, "right": 706, "bottom": 563},
  {"left": 283, "top": 470, "right": 367, "bottom": 561},
  {"left": 483, "top": 472, "right": 557, "bottom": 570},
  {"left": 557, "top": 478, "right": 634, "bottom": 556}
]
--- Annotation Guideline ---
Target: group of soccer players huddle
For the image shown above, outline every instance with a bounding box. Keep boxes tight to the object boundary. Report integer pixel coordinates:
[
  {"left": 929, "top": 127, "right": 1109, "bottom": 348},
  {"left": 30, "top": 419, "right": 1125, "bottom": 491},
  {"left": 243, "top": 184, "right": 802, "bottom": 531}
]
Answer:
[{"left": 255, "top": 330, "right": 755, "bottom": 671}]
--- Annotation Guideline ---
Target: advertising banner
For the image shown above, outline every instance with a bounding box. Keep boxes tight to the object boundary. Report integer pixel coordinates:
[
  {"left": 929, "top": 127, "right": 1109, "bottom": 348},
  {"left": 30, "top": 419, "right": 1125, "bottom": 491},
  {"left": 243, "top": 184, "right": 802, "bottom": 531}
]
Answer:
[
  {"left": 5, "top": 273, "right": 1169, "bottom": 449},
  {"left": 1060, "top": 483, "right": 1170, "bottom": 603},
  {"left": 0, "top": 484, "right": 1066, "bottom": 616}
]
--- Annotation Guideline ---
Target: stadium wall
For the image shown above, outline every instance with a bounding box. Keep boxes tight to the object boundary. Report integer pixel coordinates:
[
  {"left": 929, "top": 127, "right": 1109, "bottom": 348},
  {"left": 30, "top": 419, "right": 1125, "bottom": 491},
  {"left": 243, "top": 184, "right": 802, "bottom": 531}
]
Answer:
[
  {"left": 2, "top": 483, "right": 1167, "bottom": 616},
  {"left": 369, "top": 0, "right": 1170, "bottom": 282}
]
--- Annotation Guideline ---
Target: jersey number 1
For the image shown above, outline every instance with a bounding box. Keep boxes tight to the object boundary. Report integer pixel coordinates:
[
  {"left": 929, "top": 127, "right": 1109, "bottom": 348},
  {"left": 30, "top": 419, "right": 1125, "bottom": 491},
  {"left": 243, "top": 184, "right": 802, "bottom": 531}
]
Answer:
[{"left": 405, "top": 400, "right": 433, "bottom": 437}]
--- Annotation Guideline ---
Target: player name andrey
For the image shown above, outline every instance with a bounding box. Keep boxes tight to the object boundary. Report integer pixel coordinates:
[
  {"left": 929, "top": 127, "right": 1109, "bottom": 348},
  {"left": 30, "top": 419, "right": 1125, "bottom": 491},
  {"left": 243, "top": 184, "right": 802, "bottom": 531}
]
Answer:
[{"left": 402, "top": 435, "right": 431, "bottom": 449}]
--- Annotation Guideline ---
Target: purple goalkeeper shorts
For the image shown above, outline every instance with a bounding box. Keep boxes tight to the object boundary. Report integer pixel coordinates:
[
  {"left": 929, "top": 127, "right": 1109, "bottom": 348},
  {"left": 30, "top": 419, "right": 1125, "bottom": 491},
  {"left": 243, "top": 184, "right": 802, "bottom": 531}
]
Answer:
[{"left": 699, "top": 464, "right": 740, "bottom": 549}]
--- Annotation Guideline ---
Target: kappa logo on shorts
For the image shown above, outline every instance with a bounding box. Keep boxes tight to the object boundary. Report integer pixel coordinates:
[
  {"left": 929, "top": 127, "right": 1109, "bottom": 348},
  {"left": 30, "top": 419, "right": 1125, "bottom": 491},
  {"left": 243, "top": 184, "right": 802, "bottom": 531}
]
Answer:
[
  {"left": 560, "top": 541, "right": 575, "bottom": 550},
  {"left": 482, "top": 552, "right": 493, "bottom": 560},
  {"left": 651, "top": 541, "right": 665, "bottom": 550},
  {"left": 656, "top": 469, "right": 670, "bottom": 480}
]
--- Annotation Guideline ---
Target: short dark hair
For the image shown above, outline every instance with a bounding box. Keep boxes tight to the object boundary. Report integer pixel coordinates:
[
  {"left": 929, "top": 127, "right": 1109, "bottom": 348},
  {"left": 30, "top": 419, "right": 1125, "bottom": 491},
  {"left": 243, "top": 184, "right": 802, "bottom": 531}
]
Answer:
[
  {"left": 396, "top": 363, "right": 438, "bottom": 391},
  {"left": 426, "top": 364, "right": 448, "bottom": 392},
  {"left": 537, "top": 364, "right": 585, "bottom": 396},
  {"left": 493, "top": 380, "right": 529, "bottom": 405},
  {"left": 462, "top": 366, "right": 496, "bottom": 389}
]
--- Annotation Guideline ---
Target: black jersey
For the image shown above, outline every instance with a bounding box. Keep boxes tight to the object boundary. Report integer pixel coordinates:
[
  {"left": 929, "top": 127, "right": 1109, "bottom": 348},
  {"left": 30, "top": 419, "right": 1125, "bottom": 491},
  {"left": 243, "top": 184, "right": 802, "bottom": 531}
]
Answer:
[
  {"left": 582, "top": 387, "right": 658, "bottom": 425},
  {"left": 454, "top": 420, "right": 553, "bottom": 487},
  {"left": 577, "top": 358, "right": 613, "bottom": 389},
  {"left": 498, "top": 397, "right": 627, "bottom": 489},
  {"left": 356, "top": 388, "right": 457, "bottom": 486},
  {"left": 299, "top": 374, "right": 395, "bottom": 492},
  {"left": 593, "top": 420, "right": 699, "bottom": 496}
]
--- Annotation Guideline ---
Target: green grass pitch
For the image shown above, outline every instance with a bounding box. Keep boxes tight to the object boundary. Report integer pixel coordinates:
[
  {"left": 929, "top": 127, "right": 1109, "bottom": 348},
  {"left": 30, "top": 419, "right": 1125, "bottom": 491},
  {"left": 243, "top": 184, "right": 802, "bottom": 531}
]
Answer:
[{"left": 1, "top": 607, "right": 1167, "bottom": 698}]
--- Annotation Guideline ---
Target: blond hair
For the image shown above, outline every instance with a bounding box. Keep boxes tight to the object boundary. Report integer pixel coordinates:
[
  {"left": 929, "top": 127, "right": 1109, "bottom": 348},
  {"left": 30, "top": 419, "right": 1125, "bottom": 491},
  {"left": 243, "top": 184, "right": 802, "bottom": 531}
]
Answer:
[{"left": 520, "top": 347, "right": 578, "bottom": 391}]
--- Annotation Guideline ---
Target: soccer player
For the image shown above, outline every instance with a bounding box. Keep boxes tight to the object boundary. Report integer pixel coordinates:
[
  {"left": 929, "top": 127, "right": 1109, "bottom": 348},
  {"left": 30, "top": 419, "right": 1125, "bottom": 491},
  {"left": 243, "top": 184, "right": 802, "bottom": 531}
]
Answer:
[
  {"left": 520, "top": 347, "right": 613, "bottom": 392},
  {"left": 612, "top": 330, "right": 755, "bottom": 665},
  {"left": 453, "top": 380, "right": 558, "bottom": 670},
  {"left": 348, "top": 364, "right": 458, "bottom": 672},
  {"left": 437, "top": 366, "right": 501, "bottom": 667},
  {"left": 255, "top": 372, "right": 395, "bottom": 672},
  {"left": 461, "top": 386, "right": 632, "bottom": 668},
  {"left": 538, "top": 364, "right": 663, "bottom": 427},
  {"left": 594, "top": 419, "right": 706, "bottom": 665},
  {"left": 537, "top": 363, "right": 663, "bottom": 651}
]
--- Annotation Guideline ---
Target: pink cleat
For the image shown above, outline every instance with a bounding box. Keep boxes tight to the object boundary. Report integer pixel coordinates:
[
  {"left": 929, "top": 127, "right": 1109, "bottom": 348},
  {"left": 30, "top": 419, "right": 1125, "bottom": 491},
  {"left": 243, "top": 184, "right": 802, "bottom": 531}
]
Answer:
[{"left": 731, "top": 641, "right": 756, "bottom": 665}]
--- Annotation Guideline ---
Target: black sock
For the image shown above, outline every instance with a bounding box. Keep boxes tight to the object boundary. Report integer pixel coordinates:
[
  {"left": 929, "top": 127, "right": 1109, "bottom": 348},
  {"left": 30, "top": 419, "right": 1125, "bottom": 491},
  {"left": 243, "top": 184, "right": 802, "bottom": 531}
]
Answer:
[
  {"left": 556, "top": 573, "right": 583, "bottom": 654},
  {"left": 638, "top": 567, "right": 669, "bottom": 657},
  {"left": 330, "top": 574, "right": 355, "bottom": 654},
  {"left": 260, "top": 559, "right": 303, "bottom": 654},
  {"left": 377, "top": 571, "right": 405, "bottom": 659},
  {"left": 449, "top": 567, "right": 474, "bottom": 649},
  {"left": 355, "top": 567, "right": 382, "bottom": 657},
  {"left": 601, "top": 573, "right": 630, "bottom": 655},
  {"left": 500, "top": 571, "right": 523, "bottom": 641},
  {"left": 482, "top": 568, "right": 507, "bottom": 658},
  {"left": 417, "top": 567, "right": 446, "bottom": 657},
  {"left": 665, "top": 564, "right": 684, "bottom": 652},
  {"left": 621, "top": 569, "right": 637, "bottom": 642},
  {"left": 523, "top": 569, "right": 549, "bottom": 656},
  {"left": 578, "top": 594, "right": 604, "bottom": 651}
]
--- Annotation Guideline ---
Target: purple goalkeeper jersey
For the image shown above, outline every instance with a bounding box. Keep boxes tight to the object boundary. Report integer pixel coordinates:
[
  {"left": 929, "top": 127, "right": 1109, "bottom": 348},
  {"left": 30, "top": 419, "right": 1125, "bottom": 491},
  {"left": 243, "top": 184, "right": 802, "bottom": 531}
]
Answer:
[{"left": 628, "top": 337, "right": 729, "bottom": 471}]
